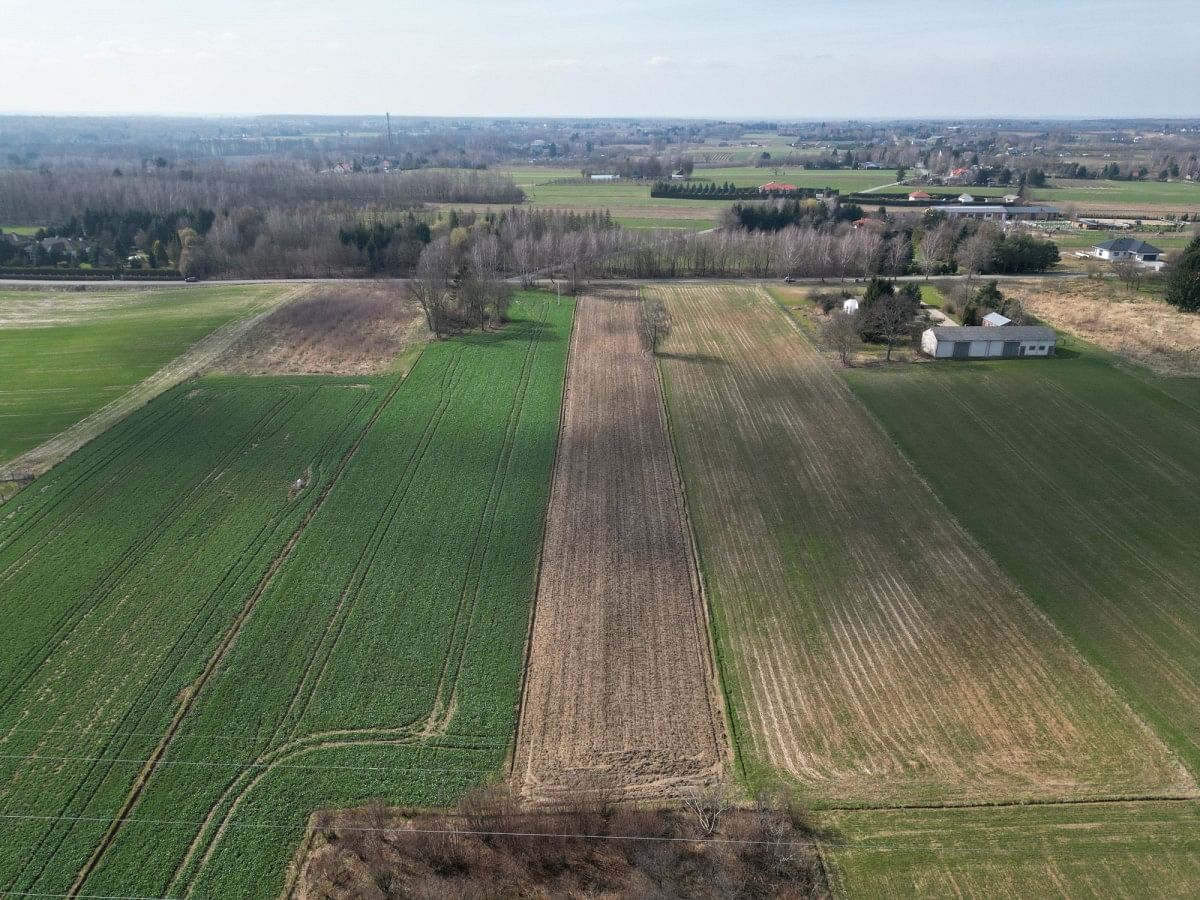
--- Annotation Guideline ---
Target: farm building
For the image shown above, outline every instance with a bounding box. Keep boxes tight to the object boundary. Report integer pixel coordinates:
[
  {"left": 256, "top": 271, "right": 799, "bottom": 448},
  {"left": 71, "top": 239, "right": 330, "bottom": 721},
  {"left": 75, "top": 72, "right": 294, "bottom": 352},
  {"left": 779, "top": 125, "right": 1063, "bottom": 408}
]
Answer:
[
  {"left": 941, "top": 204, "right": 1059, "bottom": 221},
  {"left": 982, "top": 312, "right": 1012, "bottom": 326},
  {"left": 922, "top": 325, "right": 1057, "bottom": 359},
  {"left": 1092, "top": 238, "right": 1162, "bottom": 262}
]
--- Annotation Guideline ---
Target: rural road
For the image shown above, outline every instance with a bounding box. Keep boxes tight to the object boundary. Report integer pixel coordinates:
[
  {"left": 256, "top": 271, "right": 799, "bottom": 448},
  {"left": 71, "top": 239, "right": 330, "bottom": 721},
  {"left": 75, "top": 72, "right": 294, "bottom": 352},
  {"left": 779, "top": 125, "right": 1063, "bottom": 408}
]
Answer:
[{"left": 0, "top": 272, "right": 1088, "bottom": 289}]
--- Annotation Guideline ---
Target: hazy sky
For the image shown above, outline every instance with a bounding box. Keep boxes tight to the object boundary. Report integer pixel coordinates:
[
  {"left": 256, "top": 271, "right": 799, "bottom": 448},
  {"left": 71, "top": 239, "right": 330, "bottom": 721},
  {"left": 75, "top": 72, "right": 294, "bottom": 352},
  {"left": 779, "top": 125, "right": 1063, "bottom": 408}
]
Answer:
[{"left": 1, "top": 0, "right": 1196, "bottom": 119}]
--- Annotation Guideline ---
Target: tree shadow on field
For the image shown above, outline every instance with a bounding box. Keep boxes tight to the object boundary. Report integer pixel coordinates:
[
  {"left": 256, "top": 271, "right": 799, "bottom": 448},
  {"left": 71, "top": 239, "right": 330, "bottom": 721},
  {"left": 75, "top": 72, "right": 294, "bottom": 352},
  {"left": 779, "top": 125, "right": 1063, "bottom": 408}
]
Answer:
[{"left": 656, "top": 351, "right": 728, "bottom": 365}]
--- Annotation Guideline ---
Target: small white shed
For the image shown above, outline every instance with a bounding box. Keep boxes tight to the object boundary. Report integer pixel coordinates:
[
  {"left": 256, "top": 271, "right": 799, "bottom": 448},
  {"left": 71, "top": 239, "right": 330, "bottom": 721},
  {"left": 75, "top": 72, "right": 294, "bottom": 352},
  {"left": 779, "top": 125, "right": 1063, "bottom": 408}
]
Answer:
[
  {"left": 982, "top": 312, "right": 1012, "bottom": 327},
  {"left": 842, "top": 298, "right": 860, "bottom": 313},
  {"left": 922, "top": 325, "right": 1056, "bottom": 359}
]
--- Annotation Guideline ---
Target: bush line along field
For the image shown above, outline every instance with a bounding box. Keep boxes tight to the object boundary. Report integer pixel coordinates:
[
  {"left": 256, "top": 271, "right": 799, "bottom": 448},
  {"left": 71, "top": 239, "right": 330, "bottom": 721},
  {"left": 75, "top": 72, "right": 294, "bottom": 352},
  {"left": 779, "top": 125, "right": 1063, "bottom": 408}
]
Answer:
[
  {"left": 0, "top": 284, "right": 295, "bottom": 465},
  {"left": 648, "top": 283, "right": 1189, "bottom": 806},
  {"left": 0, "top": 294, "right": 573, "bottom": 898},
  {"left": 825, "top": 800, "right": 1200, "bottom": 898},
  {"left": 844, "top": 348, "right": 1200, "bottom": 781}
]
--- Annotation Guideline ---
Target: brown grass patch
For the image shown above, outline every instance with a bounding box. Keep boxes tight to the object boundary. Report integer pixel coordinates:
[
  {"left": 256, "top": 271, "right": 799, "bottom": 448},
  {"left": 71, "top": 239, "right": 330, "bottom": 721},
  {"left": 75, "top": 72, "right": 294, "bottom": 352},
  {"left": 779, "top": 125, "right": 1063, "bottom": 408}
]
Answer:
[
  {"left": 293, "top": 786, "right": 827, "bottom": 900},
  {"left": 214, "top": 282, "right": 428, "bottom": 376},
  {"left": 514, "top": 291, "right": 728, "bottom": 803},
  {"left": 1021, "top": 278, "right": 1200, "bottom": 376}
]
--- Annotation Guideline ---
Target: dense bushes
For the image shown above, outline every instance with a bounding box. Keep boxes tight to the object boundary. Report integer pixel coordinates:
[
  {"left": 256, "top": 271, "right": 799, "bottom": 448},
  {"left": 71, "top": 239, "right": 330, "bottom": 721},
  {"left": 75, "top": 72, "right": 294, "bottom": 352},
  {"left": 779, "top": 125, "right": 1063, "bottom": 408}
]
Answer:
[{"left": 1165, "top": 236, "right": 1200, "bottom": 312}]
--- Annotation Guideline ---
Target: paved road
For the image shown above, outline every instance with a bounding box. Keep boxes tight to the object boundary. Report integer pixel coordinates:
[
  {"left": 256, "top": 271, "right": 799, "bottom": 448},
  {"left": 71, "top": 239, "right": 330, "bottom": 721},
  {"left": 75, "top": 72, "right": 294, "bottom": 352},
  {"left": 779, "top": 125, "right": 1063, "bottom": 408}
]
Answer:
[{"left": 0, "top": 272, "right": 1083, "bottom": 289}]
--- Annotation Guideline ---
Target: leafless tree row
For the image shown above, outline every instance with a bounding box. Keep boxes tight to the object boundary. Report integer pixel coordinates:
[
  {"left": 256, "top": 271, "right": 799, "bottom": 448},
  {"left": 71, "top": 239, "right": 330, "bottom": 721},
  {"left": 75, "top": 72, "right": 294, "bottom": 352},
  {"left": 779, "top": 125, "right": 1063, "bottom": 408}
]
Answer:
[{"left": 0, "top": 164, "right": 523, "bottom": 223}]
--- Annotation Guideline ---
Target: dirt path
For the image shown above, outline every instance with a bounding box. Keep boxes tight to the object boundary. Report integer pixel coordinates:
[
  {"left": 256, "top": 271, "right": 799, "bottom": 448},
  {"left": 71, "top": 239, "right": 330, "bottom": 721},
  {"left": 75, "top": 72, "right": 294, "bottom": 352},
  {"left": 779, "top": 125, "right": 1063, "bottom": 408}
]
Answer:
[
  {"left": 1, "top": 286, "right": 309, "bottom": 486},
  {"left": 514, "top": 291, "right": 727, "bottom": 802}
]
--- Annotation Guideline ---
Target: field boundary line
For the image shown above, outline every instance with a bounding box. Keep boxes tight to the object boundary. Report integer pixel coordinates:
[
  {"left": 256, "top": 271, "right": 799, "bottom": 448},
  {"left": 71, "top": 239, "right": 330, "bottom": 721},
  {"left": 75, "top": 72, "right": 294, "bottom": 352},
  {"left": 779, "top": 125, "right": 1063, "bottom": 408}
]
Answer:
[
  {"left": 66, "top": 368, "right": 407, "bottom": 897},
  {"left": 644, "top": 284, "right": 735, "bottom": 780},
  {"left": 508, "top": 295, "right": 577, "bottom": 780},
  {"left": 1, "top": 285, "right": 310, "bottom": 494}
]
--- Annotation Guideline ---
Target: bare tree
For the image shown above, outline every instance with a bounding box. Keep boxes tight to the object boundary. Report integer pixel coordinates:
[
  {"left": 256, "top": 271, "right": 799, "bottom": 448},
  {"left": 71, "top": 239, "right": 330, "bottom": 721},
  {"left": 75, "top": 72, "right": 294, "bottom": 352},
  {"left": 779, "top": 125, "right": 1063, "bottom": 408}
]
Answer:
[
  {"left": 411, "top": 238, "right": 454, "bottom": 338},
  {"left": 917, "top": 222, "right": 953, "bottom": 281},
  {"left": 955, "top": 229, "right": 995, "bottom": 288},
  {"left": 822, "top": 310, "right": 860, "bottom": 366},
  {"left": 683, "top": 785, "right": 734, "bottom": 837},
  {"left": 872, "top": 292, "right": 919, "bottom": 362},
  {"left": 643, "top": 295, "right": 673, "bottom": 354}
]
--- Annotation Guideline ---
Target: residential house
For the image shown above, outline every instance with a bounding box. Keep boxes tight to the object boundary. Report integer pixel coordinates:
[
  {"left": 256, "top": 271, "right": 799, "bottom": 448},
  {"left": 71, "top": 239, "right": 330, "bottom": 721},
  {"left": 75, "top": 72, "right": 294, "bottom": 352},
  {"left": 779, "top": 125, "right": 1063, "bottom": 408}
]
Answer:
[{"left": 1092, "top": 238, "right": 1163, "bottom": 263}]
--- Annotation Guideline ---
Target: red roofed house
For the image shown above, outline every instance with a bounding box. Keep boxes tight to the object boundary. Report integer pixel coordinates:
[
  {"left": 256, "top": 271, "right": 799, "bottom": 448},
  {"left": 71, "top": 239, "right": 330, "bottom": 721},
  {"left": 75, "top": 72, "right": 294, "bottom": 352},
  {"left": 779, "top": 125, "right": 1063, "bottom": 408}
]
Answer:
[
  {"left": 759, "top": 182, "right": 798, "bottom": 192},
  {"left": 908, "top": 190, "right": 932, "bottom": 201}
]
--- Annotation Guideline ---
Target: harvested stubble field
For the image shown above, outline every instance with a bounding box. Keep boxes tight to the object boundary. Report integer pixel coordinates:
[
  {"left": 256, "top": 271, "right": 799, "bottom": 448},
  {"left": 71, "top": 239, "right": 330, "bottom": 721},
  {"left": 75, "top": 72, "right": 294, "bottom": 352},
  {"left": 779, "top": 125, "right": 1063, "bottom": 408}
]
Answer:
[
  {"left": 845, "top": 346, "right": 1200, "bottom": 782},
  {"left": 0, "top": 283, "right": 298, "bottom": 467},
  {"left": 0, "top": 295, "right": 572, "bottom": 898},
  {"left": 515, "top": 291, "right": 727, "bottom": 802},
  {"left": 825, "top": 800, "right": 1200, "bottom": 898},
  {"left": 1019, "top": 278, "right": 1200, "bottom": 376},
  {"left": 647, "top": 282, "right": 1190, "bottom": 806},
  {"left": 215, "top": 281, "right": 429, "bottom": 376}
]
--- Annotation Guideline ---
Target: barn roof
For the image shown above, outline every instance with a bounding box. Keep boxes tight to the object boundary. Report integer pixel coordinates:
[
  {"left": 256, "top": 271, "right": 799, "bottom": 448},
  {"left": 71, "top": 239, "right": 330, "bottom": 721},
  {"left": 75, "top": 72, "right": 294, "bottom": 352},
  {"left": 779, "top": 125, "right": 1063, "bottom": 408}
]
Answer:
[{"left": 928, "top": 325, "right": 1056, "bottom": 342}]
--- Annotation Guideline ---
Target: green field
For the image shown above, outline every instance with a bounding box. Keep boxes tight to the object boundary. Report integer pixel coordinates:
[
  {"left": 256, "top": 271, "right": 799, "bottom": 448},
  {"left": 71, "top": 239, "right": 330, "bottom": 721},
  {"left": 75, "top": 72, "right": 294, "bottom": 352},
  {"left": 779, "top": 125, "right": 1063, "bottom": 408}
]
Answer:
[
  {"left": 0, "top": 294, "right": 573, "bottom": 897},
  {"left": 845, "top": 348, "right": 1200, "bottom": 778},
  {"left": 1031, "top": 178, "right": 1200, "bottom": 207},
  {"left": 0, "top": 285, "right": 290, "bottom": 464},
  {"left": 826, "top": 801, "right": 1200, "bottom": 898},
  {"left": 0, "top": 225, "right": 40, "bottom": 236}
]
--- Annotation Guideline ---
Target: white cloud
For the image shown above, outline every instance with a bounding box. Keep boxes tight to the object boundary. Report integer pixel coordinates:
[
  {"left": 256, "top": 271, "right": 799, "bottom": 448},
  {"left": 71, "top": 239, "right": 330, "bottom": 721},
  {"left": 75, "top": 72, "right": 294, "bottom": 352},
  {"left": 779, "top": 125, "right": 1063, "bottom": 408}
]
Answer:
[{"left": 645, "top": 55, "right": 674, "bottom": 67}]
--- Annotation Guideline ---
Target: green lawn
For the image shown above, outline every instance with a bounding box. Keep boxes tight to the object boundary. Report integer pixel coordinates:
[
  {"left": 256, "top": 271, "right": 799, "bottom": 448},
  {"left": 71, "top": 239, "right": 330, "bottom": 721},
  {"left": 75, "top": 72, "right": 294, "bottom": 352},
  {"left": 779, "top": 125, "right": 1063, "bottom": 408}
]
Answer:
[
  {"left": 0, "top": 294, "right": 573, "bottom": 897},
  {"left": 0, "top": 225, "right": 40, "bottom": 236},
  {"left": 845, "top": 348, "right": 1200, "bottom": 779},
  {"left": 826, "top": 801, "right": 1200, "bottom": 898},
  {"left": 0, "top": 285, "right": 284, "bottom": 464},
  {"left": 1030, "top": 178, "right": 1200, "bottom": 207}
]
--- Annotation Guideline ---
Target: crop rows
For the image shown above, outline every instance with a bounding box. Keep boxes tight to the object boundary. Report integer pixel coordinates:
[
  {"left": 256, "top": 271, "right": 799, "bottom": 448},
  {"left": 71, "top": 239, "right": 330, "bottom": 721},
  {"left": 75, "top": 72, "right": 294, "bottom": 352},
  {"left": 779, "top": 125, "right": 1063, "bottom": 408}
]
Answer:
[
  {"left": 0, "top": 295, "right": 573, "bottom": 897},
  {"left": 826, "top": 800, "right": 1200, "bottom": 898},
  {"left": 845, "top": 349, "right": 1200, "bottom": 780},
  {"left": 648, "top": 283, "right": 1188, "bottom": 806}
]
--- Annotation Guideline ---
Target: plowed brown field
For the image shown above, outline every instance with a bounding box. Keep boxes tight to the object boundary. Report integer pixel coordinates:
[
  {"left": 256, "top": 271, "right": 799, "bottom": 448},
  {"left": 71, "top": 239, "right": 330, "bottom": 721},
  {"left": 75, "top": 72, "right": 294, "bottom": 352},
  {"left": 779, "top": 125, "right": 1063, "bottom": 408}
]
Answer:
[
  {"left": 514, "top": 292, "right": 727, "bottom": 801},
  {"left": 648, "top": 282, "right": 1191, "bottom": 806}
]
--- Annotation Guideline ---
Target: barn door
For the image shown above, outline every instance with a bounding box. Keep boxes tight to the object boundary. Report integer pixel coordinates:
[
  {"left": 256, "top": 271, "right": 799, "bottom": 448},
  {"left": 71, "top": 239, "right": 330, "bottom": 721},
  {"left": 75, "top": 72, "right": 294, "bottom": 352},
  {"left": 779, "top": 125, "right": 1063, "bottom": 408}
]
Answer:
[
  {"left": 1003, "top": 341, "right": 1019, "bottom": 358},
  {"left": 953, "top": 341, "right": 970, "bottom": 359}
]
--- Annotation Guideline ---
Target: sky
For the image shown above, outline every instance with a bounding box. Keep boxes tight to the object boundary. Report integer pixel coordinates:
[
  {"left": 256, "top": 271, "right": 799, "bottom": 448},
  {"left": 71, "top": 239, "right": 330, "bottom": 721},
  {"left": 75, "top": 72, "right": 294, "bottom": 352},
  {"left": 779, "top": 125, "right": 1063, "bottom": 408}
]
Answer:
[{"left": 1, "top": 0, "right": 1196, "bottom": 119}]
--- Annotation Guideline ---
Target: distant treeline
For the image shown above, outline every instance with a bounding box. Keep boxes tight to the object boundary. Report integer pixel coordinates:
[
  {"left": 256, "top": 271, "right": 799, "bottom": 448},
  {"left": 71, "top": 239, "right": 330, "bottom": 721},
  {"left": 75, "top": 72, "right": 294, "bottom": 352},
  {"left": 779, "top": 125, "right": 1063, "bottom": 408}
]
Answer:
[
  {"left": 651, "top": 181, "right": 829, "bottom": 201},
  {"left": 728, "top": 199, "right": 864, "bottom": 232},
  {"left": 0, "top": 163, "right": 524, "bottom": 223}
]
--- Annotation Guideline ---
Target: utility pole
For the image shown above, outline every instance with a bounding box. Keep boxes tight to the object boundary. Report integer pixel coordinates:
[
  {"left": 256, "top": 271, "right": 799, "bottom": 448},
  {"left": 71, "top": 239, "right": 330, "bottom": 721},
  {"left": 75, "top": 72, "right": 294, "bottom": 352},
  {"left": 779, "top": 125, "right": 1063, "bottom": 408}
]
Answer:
[{"left": 386, "top": 112, "right": 393, "bottom": 149}]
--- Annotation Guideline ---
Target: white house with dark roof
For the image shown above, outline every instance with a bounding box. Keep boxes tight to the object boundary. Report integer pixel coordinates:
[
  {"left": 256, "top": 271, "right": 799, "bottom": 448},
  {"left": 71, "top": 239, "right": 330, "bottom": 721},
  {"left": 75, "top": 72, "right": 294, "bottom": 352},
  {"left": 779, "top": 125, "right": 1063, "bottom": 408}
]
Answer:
[{"left": 1092, "top": 238, "right": 1163, "bottom": 263}]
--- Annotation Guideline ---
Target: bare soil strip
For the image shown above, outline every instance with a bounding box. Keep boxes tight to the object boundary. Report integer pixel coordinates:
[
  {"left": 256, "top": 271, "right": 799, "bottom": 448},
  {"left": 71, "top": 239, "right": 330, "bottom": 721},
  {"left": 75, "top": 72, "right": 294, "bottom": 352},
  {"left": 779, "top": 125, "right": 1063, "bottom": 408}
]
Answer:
[
  {"left": 514, "top": 291, "right": 727, "bottom": 802},
  {"left": 648, "top": 282, "right": 1191, "bottom": 806},
  {"left": 213, "top": 282, "right": 428, "bottom": 376},
  {"left": 4, "top": 286, "right": 309, "bottom": 483}
]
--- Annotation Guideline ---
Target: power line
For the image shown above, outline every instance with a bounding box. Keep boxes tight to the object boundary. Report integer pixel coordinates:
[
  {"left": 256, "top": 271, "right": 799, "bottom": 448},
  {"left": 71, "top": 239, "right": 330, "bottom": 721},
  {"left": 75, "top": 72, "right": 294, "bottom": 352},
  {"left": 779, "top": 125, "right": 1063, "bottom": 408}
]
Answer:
[
  {"left": 0, "top": 811, "right": 1194, "bottom": 855},
  {"left": 0, "top": 752, "right": 498, "bottom": 777}
]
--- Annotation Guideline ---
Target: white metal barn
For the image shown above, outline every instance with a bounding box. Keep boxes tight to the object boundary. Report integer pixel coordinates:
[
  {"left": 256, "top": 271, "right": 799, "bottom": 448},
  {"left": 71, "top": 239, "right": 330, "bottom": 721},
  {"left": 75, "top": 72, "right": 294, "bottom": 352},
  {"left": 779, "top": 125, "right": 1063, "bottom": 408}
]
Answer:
[{"left": 921, "top": 325, "right": 1056, "bottom": 359}]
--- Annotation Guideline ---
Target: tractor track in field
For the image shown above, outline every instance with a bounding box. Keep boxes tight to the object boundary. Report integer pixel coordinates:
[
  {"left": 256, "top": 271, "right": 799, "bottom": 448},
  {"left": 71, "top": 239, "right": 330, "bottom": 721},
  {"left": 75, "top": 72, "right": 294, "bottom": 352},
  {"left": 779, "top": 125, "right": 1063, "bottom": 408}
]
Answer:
[
  {"left": 65, "top": 367, "right": 406, "bottom": 898},
  {"left": 2, "top": 285, "right": 311, "bottom": 492},
  {"left": 8, "top": 386, "right": 383, "bottom": 893}
]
